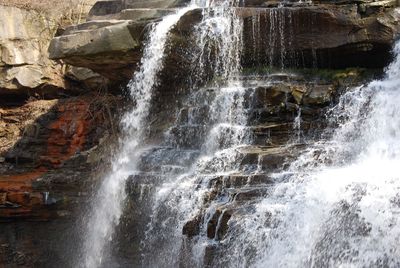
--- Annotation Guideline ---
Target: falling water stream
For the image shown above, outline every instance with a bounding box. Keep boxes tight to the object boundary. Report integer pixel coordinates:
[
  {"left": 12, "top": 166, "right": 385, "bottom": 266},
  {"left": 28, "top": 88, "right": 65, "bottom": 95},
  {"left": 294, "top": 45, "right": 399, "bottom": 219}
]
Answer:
[
  {"left": 82, "top": 5, "right": 196, "bottom": 267},
  {"left": 82, "top": 0, "right": 244, "bottom": 267}
]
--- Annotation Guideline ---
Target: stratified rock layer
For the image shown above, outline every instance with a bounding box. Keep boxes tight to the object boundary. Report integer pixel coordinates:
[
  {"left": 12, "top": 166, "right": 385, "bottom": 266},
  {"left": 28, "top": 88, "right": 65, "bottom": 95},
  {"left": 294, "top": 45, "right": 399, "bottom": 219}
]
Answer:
[
  {"left": 0, "top": 5, "right": 65, "bottom": 96},
  {"left": 240, "top": 5, "right": 400, "bottom": 68},
  {"left": 49, "top": 2, "right": 400, "bottom": 84}
]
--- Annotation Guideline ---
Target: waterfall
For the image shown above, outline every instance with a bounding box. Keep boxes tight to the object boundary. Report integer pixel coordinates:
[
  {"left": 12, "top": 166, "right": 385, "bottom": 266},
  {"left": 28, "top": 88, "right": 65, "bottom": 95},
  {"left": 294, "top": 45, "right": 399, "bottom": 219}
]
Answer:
[
  {"left": 137, "top": 0, "right": 249, "bottom": 266},
  {"left": 80, "top": 0, "right": 400, "bottom": 267},
  {"left": 249, "top": 7, "right": 295, "bottom": 69},
  {"left": 195, "top": 0, "right": 243, "bottom": 81},
  {"left": 80, "top": 6, "right": 195, "bottom": 267},
  {"left": 216, "top": 41, "right": 400, "bottom": 267}
]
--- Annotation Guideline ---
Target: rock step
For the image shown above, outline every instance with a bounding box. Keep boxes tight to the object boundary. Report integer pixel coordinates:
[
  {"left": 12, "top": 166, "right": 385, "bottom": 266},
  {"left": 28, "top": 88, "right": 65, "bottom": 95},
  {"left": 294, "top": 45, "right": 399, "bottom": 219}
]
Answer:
[
  {"left": 207, "top": 174, "right": 273, "bottom": 189},
  {"left": 88, "top": 8, "right": 176, "bottom": 21},
  {"left": 137, "top": 146, "right": 199, "bottom": 172},
  {"left": 183, "top": 185, "right": 272, "bottom": 240},
  {"left": 124, "top": 0, "right": 189, "bottom": 9},
  {"left": 131, "top": 143, "right": 305, "bottom": 179},
  {"left": 227, "top": 186, "right": 271, "bottom": 202},
  {"left": 166, "top": 122, "right": 316, "bottom": 149}
]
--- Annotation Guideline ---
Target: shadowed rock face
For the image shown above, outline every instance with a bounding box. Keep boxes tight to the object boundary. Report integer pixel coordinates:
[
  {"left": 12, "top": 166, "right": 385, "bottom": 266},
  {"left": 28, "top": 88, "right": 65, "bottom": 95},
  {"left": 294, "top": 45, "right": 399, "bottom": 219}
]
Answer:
[
  {"left": 49, "top": 2, "right": 400, "bottom": 85},
  {"left": 0, "top": 93, "right": 123, "bottom": 266},
  {"left": 0, "top": 95, "right": 121, "bottom": 220},
  {"left": 240, "top": 5, "right": 400, "bottom": 68}
]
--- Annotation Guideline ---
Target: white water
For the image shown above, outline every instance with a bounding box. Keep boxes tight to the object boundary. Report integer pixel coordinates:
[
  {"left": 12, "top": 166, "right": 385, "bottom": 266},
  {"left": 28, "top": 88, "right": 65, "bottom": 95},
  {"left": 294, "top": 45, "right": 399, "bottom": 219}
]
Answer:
[
  {"left": 140, "top": 0, "right": 248, "bottom": 266},
  {"left": 195, "top": 0, "right": 243, "bottom": 81},
  {"left": 81, "top": 6, "right": 195, "bottom": 267},
  {"left": 221, "top": 41, "right": 400, "bottom": 267},
  {"left": 142, "top": 83, "right": 251, "bottom": 266},
  {"left": 81, "top": 1, "right": 400, "bottom": 267}
]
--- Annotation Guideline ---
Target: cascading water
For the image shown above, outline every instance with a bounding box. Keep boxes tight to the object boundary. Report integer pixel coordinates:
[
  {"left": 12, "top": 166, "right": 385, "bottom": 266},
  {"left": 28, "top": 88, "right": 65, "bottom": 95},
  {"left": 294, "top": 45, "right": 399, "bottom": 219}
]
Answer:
[
  {"left": 214, "top": 40, "right": 400, "bottom": 267},
  {"left": 80, "top": 0, "right": 400, "bottom": 266},
  {"left": 136, "top": 0, "right": 250, "bottom": 266},
  {"left": 195, "top": 0, "right": 243, "bottom": 80},
  {"left": 249, "top": 7, "right": 295, "bottom": 69},
  {"left": 80, "top": 6, "right": 195, "bottom": 267}
]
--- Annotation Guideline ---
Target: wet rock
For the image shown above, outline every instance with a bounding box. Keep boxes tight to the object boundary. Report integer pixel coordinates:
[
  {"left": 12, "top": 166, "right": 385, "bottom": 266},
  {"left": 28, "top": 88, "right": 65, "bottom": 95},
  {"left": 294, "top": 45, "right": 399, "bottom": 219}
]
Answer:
[
  {"left": 206, "top": 209, "right": 232, "bottom": 240},
  {"left": 240, "top": 5, "right": 400, "bottom": 68},
  {"left": 183, "top": 216, "right": 202, "bottom": 237},
  {"left": 302, "top": 84, "right": 334, "bottom": 105}
]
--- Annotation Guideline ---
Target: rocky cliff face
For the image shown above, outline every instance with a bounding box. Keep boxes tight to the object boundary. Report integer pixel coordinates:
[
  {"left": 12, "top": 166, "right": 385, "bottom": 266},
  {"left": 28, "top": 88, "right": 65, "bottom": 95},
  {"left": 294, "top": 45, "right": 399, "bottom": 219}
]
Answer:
[
  {"left": 0, "top": 3, "right": 122, "bottom": 266},
  {"left": 0, "top": 6, "right": 64, "bottom": 96},
  {"left": 49, "top": 0, "right": 400, "bottom": 84},
  {"left": 0, "top": 0, "right": 399, "bottom": 267}
]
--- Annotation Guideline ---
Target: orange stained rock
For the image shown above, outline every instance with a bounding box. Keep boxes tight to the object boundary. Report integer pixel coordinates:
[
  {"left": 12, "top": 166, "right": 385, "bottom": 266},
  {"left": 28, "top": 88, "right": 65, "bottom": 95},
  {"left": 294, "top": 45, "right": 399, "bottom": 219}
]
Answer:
[
  {"left": 0, "top": 167, "right": 47, "bottom": 192},
  {"left": 43, "top": 100, "right": 89, "bottom": 167},
  {"left": 0, "top": 98, "right": 92, "bottom": 219},
  {"left": 0, "top": 167, "right": 47, "bottom": 218}
]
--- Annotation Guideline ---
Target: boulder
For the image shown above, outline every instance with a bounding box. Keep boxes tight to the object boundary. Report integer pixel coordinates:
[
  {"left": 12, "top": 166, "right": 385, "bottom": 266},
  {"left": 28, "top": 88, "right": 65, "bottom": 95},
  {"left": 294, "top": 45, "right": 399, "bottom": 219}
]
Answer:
[
  {"left": 0, "top": 5, "right": 65, "bottom": 96},
  {"left": 48, "top": 19, "right": 147, "bottom": 81}
]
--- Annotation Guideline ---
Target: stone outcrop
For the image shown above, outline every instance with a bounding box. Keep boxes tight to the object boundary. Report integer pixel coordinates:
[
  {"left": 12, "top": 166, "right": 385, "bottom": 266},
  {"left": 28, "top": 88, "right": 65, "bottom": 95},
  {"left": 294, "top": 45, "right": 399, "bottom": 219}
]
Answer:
[
  {"left": 49, "top": 1, "right": 400, "bottom": 84},
  {"left": 87, "top": 0, "right": 190, "bottom": 20},
  {"left": 49, "top": 19, "right": 146, "bottom": 81},
  {"left": 240, "top": 5, "right": 400, "bottom": 68},
  {"left": 0, "top": 5, "right": 65, "bottom": 96}
]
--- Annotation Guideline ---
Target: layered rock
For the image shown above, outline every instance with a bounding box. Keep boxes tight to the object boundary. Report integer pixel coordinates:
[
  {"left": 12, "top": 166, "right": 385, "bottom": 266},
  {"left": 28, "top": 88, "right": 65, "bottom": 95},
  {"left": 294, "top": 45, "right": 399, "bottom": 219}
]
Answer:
[
  {"left": 1, "top": 0, "right": 400, "bottom": 267},
  {"left": 49, "top": 1, "right": 400, "bottom": 85},
  {"left": 115, "top": 67, "right": 376, "bottom": 266},
  {"left": 88, "top": 0, "right": 190, "bottom": 20},
  {"left": 49, "top": 19, "right": 146, "bottom": 81},
  {"left": 0, "top": 5, "right": 64, "bottom": 96},
  {"left": 240, "top": 5, "right": 400, "bottom": 68}
]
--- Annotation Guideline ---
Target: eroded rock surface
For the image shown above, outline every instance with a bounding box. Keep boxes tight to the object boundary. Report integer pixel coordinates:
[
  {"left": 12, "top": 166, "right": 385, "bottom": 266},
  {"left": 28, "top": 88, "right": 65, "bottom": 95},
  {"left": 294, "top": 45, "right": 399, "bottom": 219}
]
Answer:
[
  {"left": 49, "top": 19, "right": 146, "bottom": 81},
  {"left": 0, "top": 93, "right": 122, "bottom": 266},
  {"left": 0, "top": 5, "right": 65, "bottom": 96},
  {"left": 49, "top": 1, "right": 400, "bottom": 84}
]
